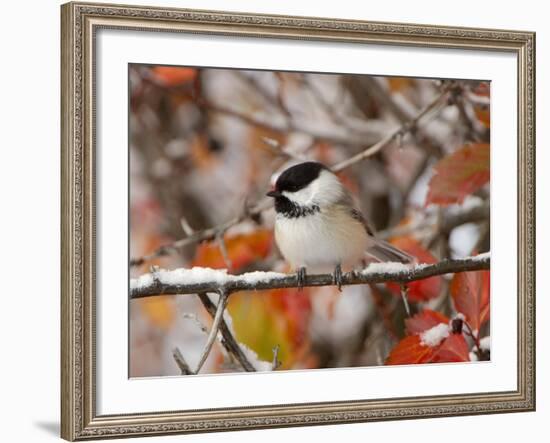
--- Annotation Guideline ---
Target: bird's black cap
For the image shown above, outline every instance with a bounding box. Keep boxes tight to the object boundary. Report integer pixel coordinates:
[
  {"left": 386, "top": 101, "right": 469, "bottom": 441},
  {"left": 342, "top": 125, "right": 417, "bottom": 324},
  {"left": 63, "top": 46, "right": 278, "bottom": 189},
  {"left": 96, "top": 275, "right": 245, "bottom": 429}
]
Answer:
[{"left": 269, "top": 162, "right": 328, "bottom": 195}]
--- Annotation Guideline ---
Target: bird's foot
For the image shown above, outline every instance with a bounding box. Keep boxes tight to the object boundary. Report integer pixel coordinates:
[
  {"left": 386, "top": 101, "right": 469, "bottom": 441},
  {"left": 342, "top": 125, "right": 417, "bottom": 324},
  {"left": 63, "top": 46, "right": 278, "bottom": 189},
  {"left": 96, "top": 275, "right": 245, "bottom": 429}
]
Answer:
[
  {"left": 296, "top": 266, "right": 307, "bottom": 291},
  {"left": 333, "top": 264, "right": 343, "bottom": 292}
]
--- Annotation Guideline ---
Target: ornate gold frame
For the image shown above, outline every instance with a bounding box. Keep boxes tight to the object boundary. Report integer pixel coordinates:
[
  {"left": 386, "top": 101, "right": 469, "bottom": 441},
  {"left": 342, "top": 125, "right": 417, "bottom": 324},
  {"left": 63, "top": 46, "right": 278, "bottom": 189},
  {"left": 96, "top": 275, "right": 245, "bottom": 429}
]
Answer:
[{"left": 61, "top": 1, "right": 536, "bottom": 440}]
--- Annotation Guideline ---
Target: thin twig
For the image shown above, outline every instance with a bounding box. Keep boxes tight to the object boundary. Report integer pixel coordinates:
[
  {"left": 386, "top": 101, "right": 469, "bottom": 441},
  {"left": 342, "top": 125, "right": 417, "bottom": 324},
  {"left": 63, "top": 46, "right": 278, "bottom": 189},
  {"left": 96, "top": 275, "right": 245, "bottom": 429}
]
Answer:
[
  {"left": 181, "top": 313, "right": 208, "bottom": 334},
  {"left": 331, "top": 85, "right": 451, "bottom": 172},
  {"left": 271, "top": 344, "right": 281, "bottom": 370},
  {"left": 130, "top": 254, "right": 490, "bottom": 298},
  {"left": 130, "top": 215, "right": 241, "bottom": 267},
  {"left": 400, "top": 284, "right": 411, "bottom": 317},
  {"left": 261, "top": 136, "right": 307, "bottom": 162},
  {"left": 378, "top": 200, "right": 490, "bottom": 240},
  {"left": 180, "top": 216, "right": 195, "bottom": 236},
  {"left": 216, "top": 233, "right": 232, "bottom": 270},
  {"left": 200, "top": 98, "right": 385, "bottom": 147},
  {"left": 197, "top": 294, "right": 256, "bottom": 372},
  {"left": 353, "top": 76, "right": 445, "bottom": 158},
  {"left": 172, "top": 347, "right": 194, "bottom": 375},
  {"left": 194, "top": 290, "right": 230, "bottom": 374},
  {"left": 462, "top": 319, "right": 481, "bottom": 350}
]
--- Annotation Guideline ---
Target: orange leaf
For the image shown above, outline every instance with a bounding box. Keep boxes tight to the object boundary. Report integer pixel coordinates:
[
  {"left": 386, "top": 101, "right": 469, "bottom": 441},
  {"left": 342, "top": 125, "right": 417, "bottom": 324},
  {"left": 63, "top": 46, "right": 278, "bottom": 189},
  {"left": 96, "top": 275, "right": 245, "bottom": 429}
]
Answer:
[
  {"left": 405, "top": 309, "right": 450, "bottom": 335},
  {"left": 228, "top": 288, "right": 311, "bottom": 368},
  {"left": 474, "top": 108, "right": 490, "bottom": 128},
  {"left": 429, "top": 333, "right": 470, "bottom": 363},
  {"left": 387, "top": 237, "right": 442, "bottom": 302},
  {"left": 426, "top": 143, "right": 490, "bottom": 206},
  {"left": 192, "top": 229, "right": 273, "bottom": 272},
  {"left": 450, "top": 269, "right": 490, "bottom": 332},
  {"left": 138, "top": 295, "right": 176, "bottom": 331},
  {"left": 385, "top": 335, "right": 435, "bottom": 365},
  {"left": 387, "top": 77, "right": 413, "bottom": 92},
  {"left": 151, "top": 66, "right": 197, "bottom": 86}
]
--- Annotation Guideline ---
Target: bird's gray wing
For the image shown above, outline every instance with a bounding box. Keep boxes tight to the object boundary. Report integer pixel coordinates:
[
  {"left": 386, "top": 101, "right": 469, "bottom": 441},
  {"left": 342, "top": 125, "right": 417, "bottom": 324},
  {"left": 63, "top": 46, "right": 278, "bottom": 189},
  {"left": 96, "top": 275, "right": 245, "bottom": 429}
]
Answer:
[
  {"left": 349, "top": 207, "right": 375, "bottom": 237},
  {"left": 341, "top": 193, "right": 414, "bottom": 264}
]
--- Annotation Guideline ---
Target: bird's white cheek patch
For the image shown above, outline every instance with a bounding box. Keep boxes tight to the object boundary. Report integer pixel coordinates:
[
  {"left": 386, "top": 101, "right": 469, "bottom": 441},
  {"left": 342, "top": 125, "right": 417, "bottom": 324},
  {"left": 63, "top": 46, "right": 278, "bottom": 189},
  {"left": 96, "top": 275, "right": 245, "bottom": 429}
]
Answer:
[{"left": 282, "top": 187, "right": 312, "bottom": 206}]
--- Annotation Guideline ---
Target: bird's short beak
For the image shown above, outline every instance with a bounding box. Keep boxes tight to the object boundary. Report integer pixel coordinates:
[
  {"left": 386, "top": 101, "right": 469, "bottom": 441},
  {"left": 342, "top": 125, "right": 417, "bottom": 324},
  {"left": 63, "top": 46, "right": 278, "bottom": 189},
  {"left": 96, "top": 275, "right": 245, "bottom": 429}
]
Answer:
[{"left": 266, "top": 189, "right": 281, "bottom": 198}]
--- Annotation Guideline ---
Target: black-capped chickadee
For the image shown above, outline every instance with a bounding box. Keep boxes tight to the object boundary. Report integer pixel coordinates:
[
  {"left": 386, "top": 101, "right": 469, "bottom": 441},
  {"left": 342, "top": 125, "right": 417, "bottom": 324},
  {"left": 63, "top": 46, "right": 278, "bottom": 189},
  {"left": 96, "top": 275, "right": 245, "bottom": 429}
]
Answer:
[{"left": 266, "top": 162, "right": 413, "bottom": 290}]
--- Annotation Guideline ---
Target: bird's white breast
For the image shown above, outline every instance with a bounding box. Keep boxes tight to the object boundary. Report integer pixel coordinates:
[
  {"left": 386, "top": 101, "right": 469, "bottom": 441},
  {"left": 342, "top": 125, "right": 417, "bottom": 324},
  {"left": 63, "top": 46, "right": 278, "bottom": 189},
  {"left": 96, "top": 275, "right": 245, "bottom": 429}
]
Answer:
[{"left": 274, "top": 205, "right": 370, "bottom": 272}]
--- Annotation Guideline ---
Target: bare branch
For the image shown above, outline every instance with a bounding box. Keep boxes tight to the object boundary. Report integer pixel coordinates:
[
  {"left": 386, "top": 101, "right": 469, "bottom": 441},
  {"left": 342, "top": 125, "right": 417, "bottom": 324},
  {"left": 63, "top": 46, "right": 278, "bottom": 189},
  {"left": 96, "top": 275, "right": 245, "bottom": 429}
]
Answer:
[
  {"left": 172, "top": 347, "right": 194, "bottom": 375},
  {"left": 181, "top": 313, "right": 208, "bottom": 334},
  {"left": 129, "top": 214, "right": 242, "bottom": 267},
  {"left": 194, "top": 290, "right": 230, "bottom": 374},
  {"left": 216, "top": 233, "right": 232, "bottom": 270},
  {"left": 272, "top": 344, "right": 281, "bottom": 370},
  {"left": 179, "top": 216, "right": 195, "bottom": 237},
  {"left": 331, "top": 85, "right": 451, "bottom": 172},
  {"left": 130, "top": 253, "right": 489, "bottom": 299},
  {"left": 197, "top": 294, "right": 256, "bottom": 372},
  {"left": 378, "top": 200, "right": 490, "bottom": 240},
  {"left": 400, "top": 284, "right": 411, "bottom": 317},
  {"left": 352, "top": 76, "right": 445, "bottom": 158},
  {"left": 261, "top": 136, "right": 308, "bottom": 162}
]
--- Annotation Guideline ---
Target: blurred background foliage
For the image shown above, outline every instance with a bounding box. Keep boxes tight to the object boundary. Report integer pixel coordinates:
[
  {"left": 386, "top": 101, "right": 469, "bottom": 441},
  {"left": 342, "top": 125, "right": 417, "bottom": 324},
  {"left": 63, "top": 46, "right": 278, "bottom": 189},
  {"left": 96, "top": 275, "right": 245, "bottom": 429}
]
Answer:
[{"left": 129, "top": 64, "right": 490, "bottom": 376}]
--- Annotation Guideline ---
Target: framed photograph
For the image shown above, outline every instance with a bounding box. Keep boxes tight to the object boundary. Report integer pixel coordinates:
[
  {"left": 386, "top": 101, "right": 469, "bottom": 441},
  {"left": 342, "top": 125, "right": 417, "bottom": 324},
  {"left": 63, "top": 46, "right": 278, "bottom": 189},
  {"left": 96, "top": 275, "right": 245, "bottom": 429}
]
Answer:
[{"left": 61, "top": 1, "right": 535, "bottom": 440}]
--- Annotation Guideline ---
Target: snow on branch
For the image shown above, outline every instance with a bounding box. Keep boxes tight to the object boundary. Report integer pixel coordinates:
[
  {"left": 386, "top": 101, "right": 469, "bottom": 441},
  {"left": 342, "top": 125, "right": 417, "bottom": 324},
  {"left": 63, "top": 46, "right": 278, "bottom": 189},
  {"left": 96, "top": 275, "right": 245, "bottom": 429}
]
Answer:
[{"left": 130, "top": 253, "right": 490, "bottom": 299}]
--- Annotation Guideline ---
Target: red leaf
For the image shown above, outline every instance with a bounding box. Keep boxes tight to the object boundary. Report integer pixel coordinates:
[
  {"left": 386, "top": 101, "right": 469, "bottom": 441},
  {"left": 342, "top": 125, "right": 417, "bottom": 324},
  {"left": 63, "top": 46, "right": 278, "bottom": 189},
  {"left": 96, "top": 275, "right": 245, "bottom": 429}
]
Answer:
[
  {"left": 450, "top": 269, "right": 490, "bottom": 332},
  {"left": 426, "top": 143, "right": 490, "bottom": 206},
  {"left": 385, "top": 335, "right": 435, "bottom": 365},
  {"left": 430, "top": 334, "right": 470, "bottom": 363},
  {"left": 387, "top": 332, "right": 471, "bottom": 366},
  {"left": 405, "top": 309, "right": 450, "bottom": 335},
  {"left": 387, "top": 237, "right": 442, "bottom": 302}
]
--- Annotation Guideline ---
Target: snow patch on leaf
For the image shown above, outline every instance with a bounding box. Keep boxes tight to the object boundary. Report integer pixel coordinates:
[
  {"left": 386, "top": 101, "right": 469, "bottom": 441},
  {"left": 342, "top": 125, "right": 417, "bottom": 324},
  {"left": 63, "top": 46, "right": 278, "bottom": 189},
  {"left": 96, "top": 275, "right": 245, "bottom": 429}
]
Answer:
[{"left": 420, "top": 323, "right": 450, "bottom": 347}]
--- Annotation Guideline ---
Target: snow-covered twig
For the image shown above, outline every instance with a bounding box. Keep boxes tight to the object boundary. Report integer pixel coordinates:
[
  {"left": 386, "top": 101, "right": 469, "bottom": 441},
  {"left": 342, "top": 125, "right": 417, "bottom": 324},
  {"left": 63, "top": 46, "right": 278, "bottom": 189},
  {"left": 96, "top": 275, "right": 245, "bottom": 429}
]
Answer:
[{"left": 130, "top": 254, "right": 490, "bottom": 299}]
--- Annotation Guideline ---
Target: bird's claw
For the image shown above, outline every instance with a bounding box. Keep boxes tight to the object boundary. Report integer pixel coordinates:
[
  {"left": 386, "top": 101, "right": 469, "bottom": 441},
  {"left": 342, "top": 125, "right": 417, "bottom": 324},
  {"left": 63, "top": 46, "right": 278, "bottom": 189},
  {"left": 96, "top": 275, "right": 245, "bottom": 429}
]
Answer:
[
  {"left": 333, "top": 264, "right": 343, "bottom": 292},
  {"left": 296, "top": 267, "right": 307, "bottom": 291}
]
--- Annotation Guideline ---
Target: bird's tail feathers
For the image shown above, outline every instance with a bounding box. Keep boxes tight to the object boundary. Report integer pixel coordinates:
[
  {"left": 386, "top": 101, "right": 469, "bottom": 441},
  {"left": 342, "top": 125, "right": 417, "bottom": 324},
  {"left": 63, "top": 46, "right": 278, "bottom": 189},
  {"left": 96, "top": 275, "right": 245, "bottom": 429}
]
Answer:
[{"left": 366, "top": 240, "right": 415, "bottom": 264}]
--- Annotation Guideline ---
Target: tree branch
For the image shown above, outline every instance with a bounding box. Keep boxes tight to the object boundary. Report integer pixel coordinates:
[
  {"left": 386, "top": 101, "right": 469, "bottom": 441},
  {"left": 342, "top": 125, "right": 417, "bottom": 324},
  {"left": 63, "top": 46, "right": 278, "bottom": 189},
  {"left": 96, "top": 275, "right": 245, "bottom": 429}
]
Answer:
[
  {"left": 331, "top": 84, "right": 451, "bottom": 172},
  {"left": 194, "top": 290, "right": 230, "bottom": 373},
  {"left": 197, "top": 294, "right": 256, "bottom": 372},
  {"left": 172, "top": 347, "right": 194, "bottom": 375},
  {"left": 378, "top": 200, "right": 490, "bottom": 240},
  {"left": 130, "top": 253, "right": 489, "bottom": 299}
]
